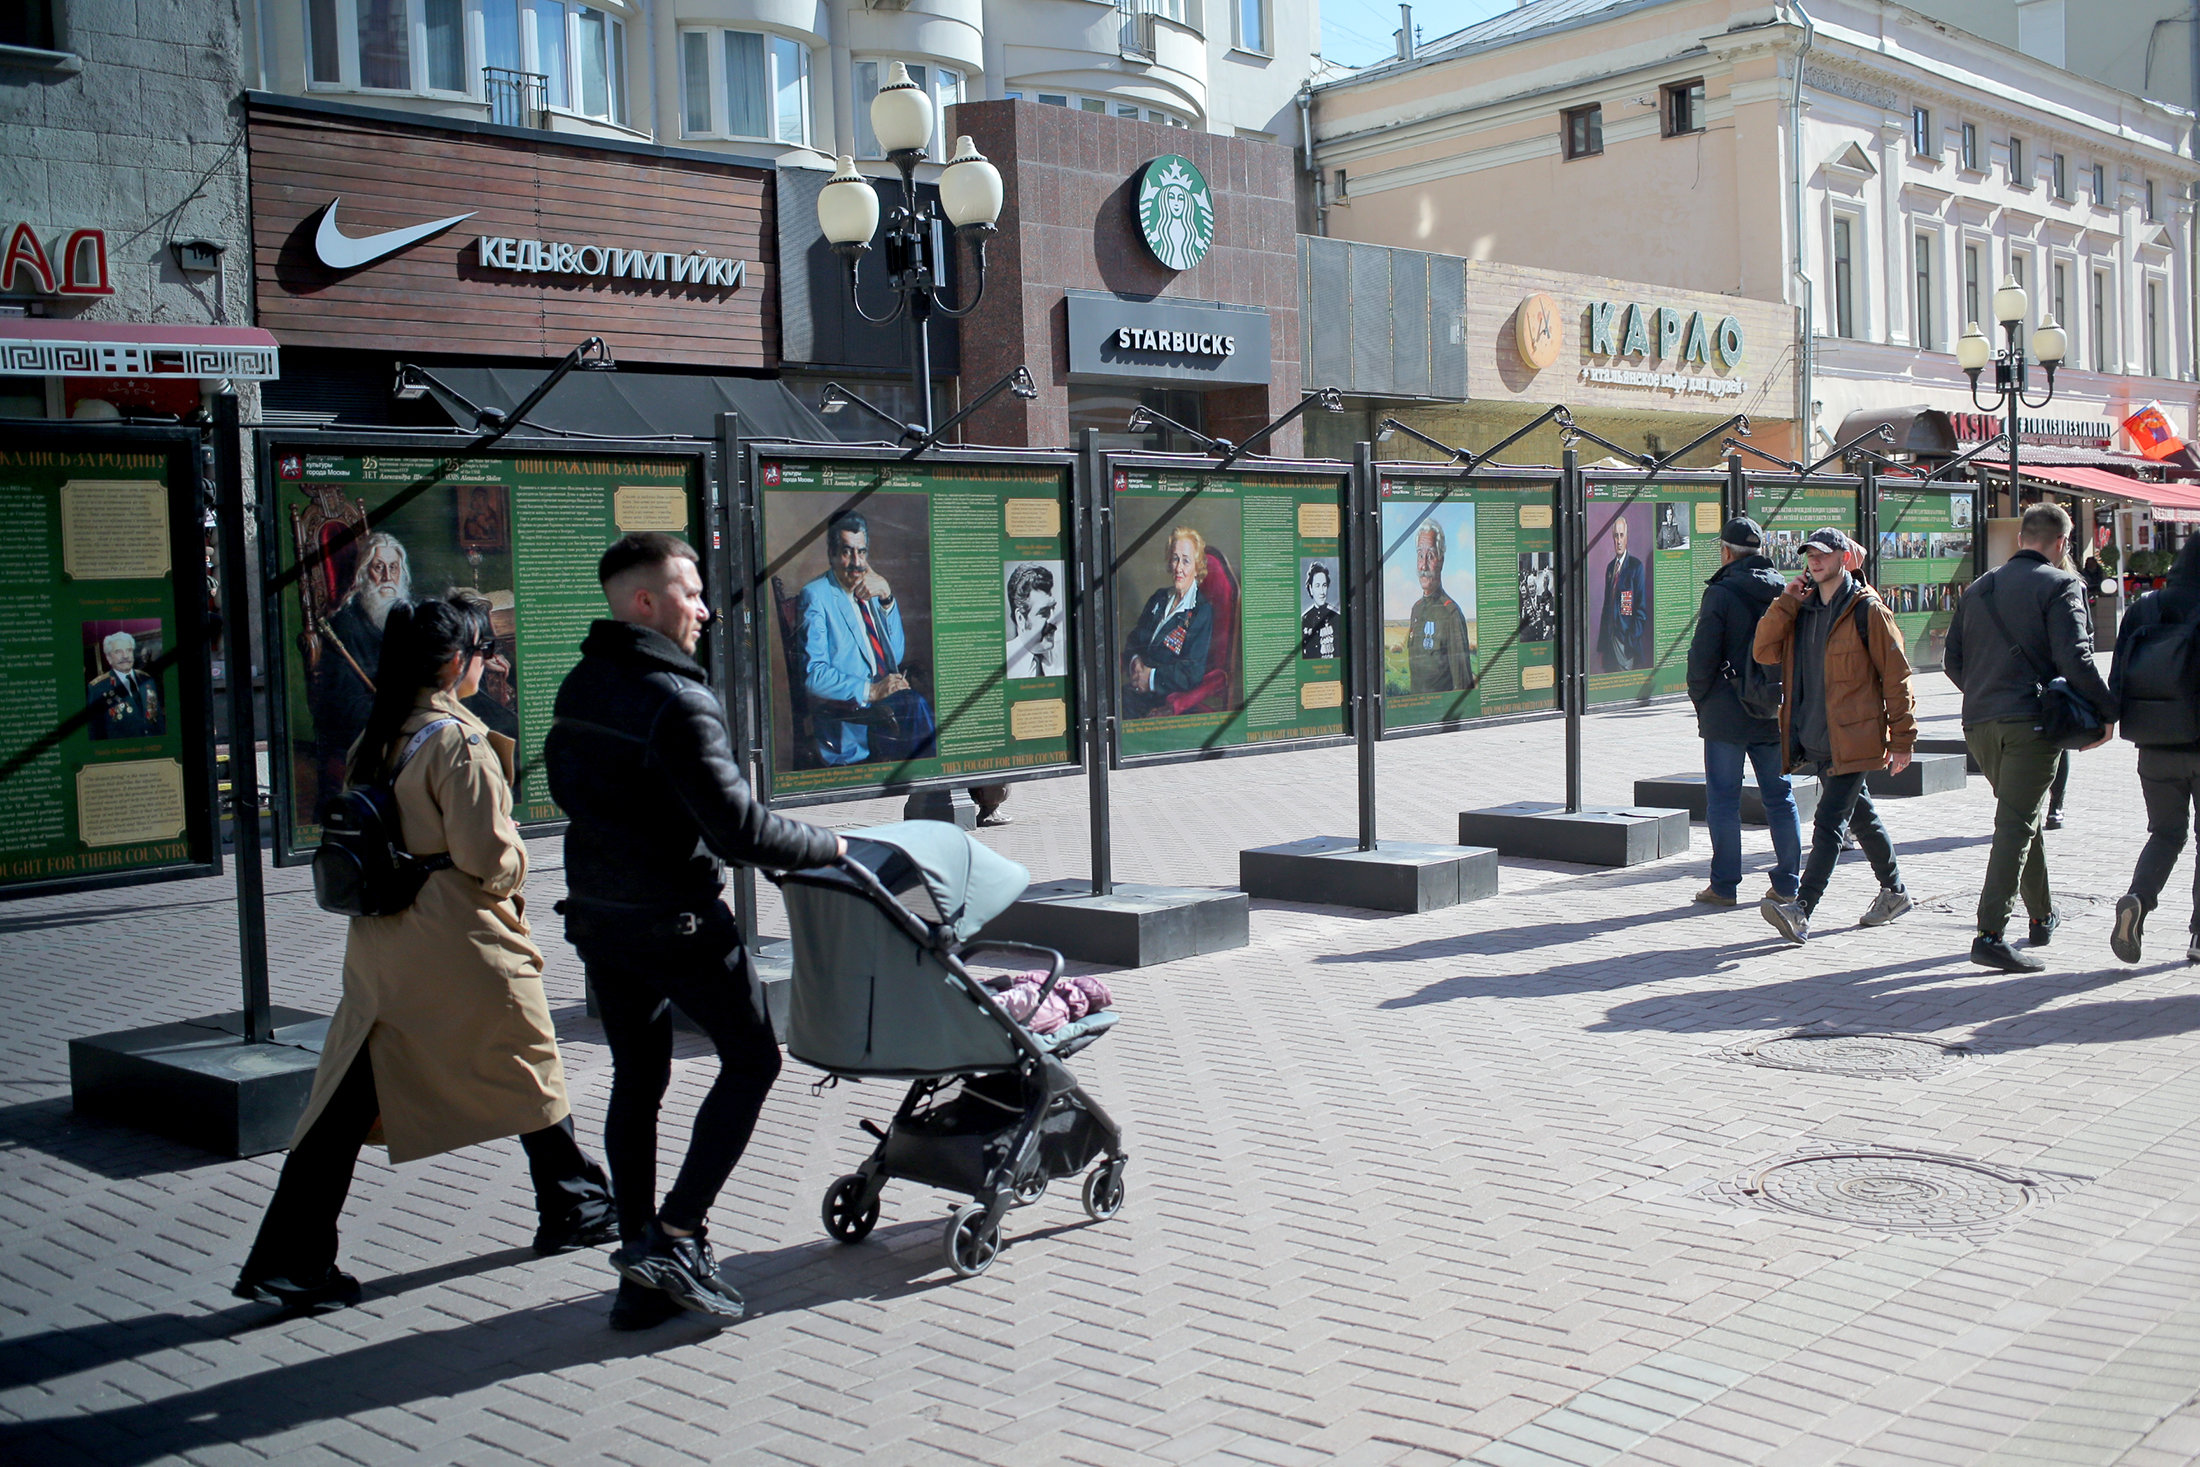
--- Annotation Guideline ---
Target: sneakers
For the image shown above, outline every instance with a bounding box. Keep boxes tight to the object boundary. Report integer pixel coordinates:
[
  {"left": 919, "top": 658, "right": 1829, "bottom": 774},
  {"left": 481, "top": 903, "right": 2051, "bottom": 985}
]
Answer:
[
  {"left": 2112, "top": 896, "right": 2146, "bottom": 964},
  {"left": 1971, "top": 933, "right": 2044, "bottom": 973},
  {"left": 1762, "top": 897, "right": 1809, "bottom": 945},
  {"left": 534, "top": 1206, "right": 620, "bottom": 1257},
  {"left": 1694, "top": 885, "right": 1738, "bottom": 907},
  {"left": 232, "top": 1267, "right": 362, "bottom": 1314},
  {"left": 612, "top": 1221, "right": 745, "bottom": 1320},
  {"left": 2044, "top": 807, "right": 2065, "bottom": 831},
  {"left": 608, "top": 1276, "right": 686, "bottom": 1332},
  {"left": 2187, "top": 933, "right": 2200, "bottom": 966},
  {"left": 1859, "top": 887, "right": 1913, "bottom": 928},
  {"left": 2028, "top": 908, "right": 2061, "bottom": 947}
]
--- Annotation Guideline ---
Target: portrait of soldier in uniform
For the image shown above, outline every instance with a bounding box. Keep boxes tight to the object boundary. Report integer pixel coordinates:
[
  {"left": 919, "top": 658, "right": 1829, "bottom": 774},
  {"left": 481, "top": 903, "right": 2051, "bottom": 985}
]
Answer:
[
  {"left": 1406, "top": 523, "right": 1473, "bottom": 693},
  {"left": 1655, "top": 502, "right": 1689, "bottom": 551},
  {"left": 1004, "top": 561, "right": 1065, "bottom": 680},
  {"left": 1517, "top": 552, "right": 1556, "bottom": 644},
  {"left": 1123, "top": 525, "right": 1216, "bottom": 717},
  {"left": 1300, "top": 559, "right": 1341, "bottom": 660},
  {"left": 85, "top": 627, "right": 163, "bottom": 741},
  {"left": 308, "top": 530, "right": 410, "bottom": 793}
]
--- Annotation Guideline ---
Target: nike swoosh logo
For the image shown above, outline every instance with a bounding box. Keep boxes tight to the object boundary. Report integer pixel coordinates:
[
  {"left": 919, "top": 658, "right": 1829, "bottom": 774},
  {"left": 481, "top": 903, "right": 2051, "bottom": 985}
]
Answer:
[{"left": 314, "top": 197, "right": 477, "bottom": 271}]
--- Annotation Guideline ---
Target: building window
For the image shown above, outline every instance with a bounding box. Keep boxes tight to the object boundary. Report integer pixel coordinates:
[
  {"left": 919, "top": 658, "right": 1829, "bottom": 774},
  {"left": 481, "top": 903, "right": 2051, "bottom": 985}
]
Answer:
[
  {"left": 1333, "top": 168, "right": 1348, "bottom": 200},
  {"left": 0, "top": 1, "right": 59, "bottom": 50},
  {"left": 1963, "top": 243, "right": 1980, "bottom": 330},
  {"left": 307, "top": 0, "right": 468, "bottom": 94},
  {"left": 680, "top": 29, "right": 808, "bottom": 143},
  {"left": 2009, "top": 251, "right": 2028, "bottom": 353},
  {"left": 2053, "top": 260, "right": 2068, "bottom": 334},
  {"left": 2146, "top": 178, "right": 2159, "bottom": 221},
  {"left": 2051, "top": 152, "right": 2067, "bottom": 200},
  {"left": 470, "top": 1, "right": 626, "bottom": 121},
  {"left": 1662, "top": 79, "right": 1705, "bottom": 137},
  {"left": 1029, "top": 91, "right": 1188, "bottom": 128},
  {"left": 1911, "top": 106, "right": 1933, "bottom": 157},
  {"left": 1563, "top": 104, "right": 1603, "bottom": 160},
  {"left": 1235, "top": 0, "right": 1267, "bottom": 53},
  {"left": 1914, "top": 233, "right": 1937, "bottom": 350},
  {"left": 2091, "top": 268, "right": 2110, "bottom": 371},
  {"left": 1831, "top": 215, "right": 1855, "bottom": 339},
  {"left": 1961, "top": 122, "right": 1979, "bottom": 171},
  {"left": 2091, "top": 162, "right": 2107, "bottom": 205},
  {"left": 2008, "top": 135, "right": 2026, "bottom": 186},
  {"left": 854, "top": 59, "right": 963, "bottom": 157},
  {"left": 2147, "top": 279, "right": 2164, "bottom": 377}
]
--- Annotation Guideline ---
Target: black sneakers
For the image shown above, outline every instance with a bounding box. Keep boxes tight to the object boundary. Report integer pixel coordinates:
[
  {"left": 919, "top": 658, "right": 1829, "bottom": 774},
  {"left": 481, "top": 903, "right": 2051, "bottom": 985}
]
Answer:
[
  {"left": 2028, "top": 909, "right": 2061, "bottom": 947},
  {"left": 612, "top": 1221, "right": 745, "bottom": 1320},
  {"left": 232, "top": 1267, "right": 363, "bottom": 1314},
  {"left": 1971, "top": 933, "right": 2044, "bottom": 973},
  {"left": 534, "top": 1206, "right": 620, "bottom": 1257},
  {"left": 2112, "top": 896, "right": 2146, "bottom": 964},
  {"left": 608, "top": 1276, "right": 686, "bottom": 1332}
]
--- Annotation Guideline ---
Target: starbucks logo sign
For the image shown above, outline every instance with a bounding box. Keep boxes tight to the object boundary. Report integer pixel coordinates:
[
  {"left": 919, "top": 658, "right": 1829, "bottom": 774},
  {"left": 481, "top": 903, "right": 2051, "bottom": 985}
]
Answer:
[{"left": 1136, "top": 155, "right": 1214, "bottom": 272}]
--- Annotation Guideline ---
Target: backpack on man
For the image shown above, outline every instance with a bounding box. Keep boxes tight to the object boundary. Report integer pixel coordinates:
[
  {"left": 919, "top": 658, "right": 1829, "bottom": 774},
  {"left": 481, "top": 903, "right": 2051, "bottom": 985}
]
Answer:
[
  {"left": 2118, "top": 598, "right": 2200, "bottom": 747},
  {"left": 1723, "top": 583, "right": 1876, "bottom": 721},
  {"left": 311, "top": 718, "right": 458, "bottom": 917}
]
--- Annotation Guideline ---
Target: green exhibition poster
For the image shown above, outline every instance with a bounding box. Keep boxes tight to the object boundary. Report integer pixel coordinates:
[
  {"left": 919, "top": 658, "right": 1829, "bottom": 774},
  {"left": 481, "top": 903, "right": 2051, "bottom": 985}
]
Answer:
[
  {"left": 269, "top": 445, "right": 701, "bottom": 852},
  {"left": 1584, "top": 482, "right": 1726, "bottom": 706},
  {"left": 1748, "top": 481, "right": 1862, "bottom": 575},
  {"left": 1876, "top": 487, "right": 1978, "bottom": 670},
  {"left": 0, "top": 443, "right": 209, "bottom": 888},
  {"left": 1110, "top": 463, "right": 1348, "bottom": 762},
  {"left": 757, "top": 455, "right": 1078, "bottom": 798},
  {"left": 1377, "top": 472, "right": 1559, "bottom": 729}
]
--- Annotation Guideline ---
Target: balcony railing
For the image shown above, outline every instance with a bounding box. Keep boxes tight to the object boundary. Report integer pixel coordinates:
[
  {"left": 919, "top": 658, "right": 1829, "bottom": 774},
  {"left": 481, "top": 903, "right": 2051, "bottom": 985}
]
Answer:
[
  {"left": 484, "top": 66, "right": 548, "bottom": 129},
  {"left": 1120, "top": 0, "right": 1201, "bottom": 57}
]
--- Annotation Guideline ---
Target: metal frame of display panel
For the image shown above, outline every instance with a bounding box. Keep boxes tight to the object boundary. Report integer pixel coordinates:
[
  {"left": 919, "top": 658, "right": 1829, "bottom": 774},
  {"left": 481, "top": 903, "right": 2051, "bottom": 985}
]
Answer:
[
  {"left": 255, "top": 430, "right": 719, "bottom": 867},
  {"left": 1362, "top": 461, "right": 1566, "bottom": 743},
  {"left": 1576, "top": 466, "right": 1734, "bottom": 709},
  {"left": 0, "top": 421, "right": 222, "bottom": 899},
  {"left": 740, "top": 441, "right": 1085, "bottom": 811},
  {"left": 1101, "top": 449, "right": 1357, "bottom": 772}
]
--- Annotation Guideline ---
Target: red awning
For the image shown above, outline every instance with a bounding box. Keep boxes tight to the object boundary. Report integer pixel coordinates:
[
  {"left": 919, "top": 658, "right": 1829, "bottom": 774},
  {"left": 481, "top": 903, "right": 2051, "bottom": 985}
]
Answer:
[
  {"left": 0, "top": 318, "right": 279, "bottom": 380},
  {"left": 2022, "top": 464, "right": 2200, "bottom": 523}
]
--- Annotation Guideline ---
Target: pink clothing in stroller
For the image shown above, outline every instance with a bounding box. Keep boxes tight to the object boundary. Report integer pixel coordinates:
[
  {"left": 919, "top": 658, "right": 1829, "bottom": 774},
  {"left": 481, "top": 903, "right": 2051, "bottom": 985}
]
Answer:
[{"left": 997, "top": 970, "right": 1114, "bottom": 1034}]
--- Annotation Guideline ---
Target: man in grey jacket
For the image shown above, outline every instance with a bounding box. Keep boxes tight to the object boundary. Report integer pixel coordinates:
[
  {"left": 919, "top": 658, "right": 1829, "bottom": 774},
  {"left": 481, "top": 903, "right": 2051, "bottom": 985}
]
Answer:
[{"left": 1944, "top": 503, "right": 2117, "bottom": 973}]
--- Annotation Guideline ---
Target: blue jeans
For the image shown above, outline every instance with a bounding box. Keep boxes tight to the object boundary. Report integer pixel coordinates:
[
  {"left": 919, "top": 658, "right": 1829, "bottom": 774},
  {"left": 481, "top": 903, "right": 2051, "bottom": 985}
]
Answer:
[{"left": 1704, "top": 740, "right": 1802, "bottom": 900}]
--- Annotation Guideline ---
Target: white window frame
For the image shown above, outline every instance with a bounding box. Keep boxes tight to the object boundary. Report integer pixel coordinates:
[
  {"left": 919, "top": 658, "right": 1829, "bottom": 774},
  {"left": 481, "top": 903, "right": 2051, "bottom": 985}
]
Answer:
[
  {"left": 1027, "top": 90, "right": 1189, "bottom": 129},
  {"left": 1233, "top": 0, "right": 1269, "bottom": 56},
  {"left": 2145, "top": 273, "right": 2168, "bottom": 378},
  {"left": 676, "top": 26, "right": 810, "bottom": 144},
  {"left": 1911, "top": 106, "right": 1933, "bottom": 158},
  {"left": 2090, "top": 264, "right": 2115, "bottom": 372},
  {"left": 1913, "top": 227, "right": 1941, "bottom": 351},
  {"left": 2090, "top": 161, "right": 2108, "bottom": 208},
  {"left": 306, "top": 0, "right": 475, "bottom": 98},
  {"left": 1828, "top": 208, "right": 1863, "bottom": 339},
  {"left": 1959, "top": 121, "right": 1979, "bottom": 171}
]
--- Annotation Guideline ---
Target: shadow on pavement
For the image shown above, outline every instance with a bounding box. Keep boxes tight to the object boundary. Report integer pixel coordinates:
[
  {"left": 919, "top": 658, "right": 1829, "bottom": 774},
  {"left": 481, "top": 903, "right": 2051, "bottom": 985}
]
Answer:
[
  {"left": 1965, "top": 985, "right": 2200, "bottom": 1049},
  {"left": 0, "top": 1097, "right": 241, "bottom": 1182}
]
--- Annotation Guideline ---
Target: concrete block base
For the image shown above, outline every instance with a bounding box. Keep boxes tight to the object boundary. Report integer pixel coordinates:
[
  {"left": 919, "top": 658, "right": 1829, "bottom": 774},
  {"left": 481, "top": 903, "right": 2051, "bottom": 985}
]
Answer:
[
  {"left": 68, "top": 1007, "right": 329, "bottom": 1157},
  {"left": 1867, "top": 752, "right": 1967, "bottom": 797},
  {"left": 1632, "top": 773, "right": 1821, "bottom": 824},
  {"left": 1457, "top": 802, "right": 1690, "bottom": 868},
  {"left": 1912, "top": 737, "right": 1982, "bottom": 774},
  {"left": 982, "top": 879, "right": 1249, "bottom": 968},
  {"left": 902, "top": 788, "right": 978, "bottom": 829},
  {"left": 1239, "top": 836, "right": 1499, "bottom": 913}
]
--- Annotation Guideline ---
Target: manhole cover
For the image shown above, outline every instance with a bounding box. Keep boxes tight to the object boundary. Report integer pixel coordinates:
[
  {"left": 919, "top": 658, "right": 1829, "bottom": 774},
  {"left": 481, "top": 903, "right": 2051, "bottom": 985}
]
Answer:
[
  {"left": 1747, "top": 1152, "right": 2034, "bottom": 1231},
  {"left": 1731, "top": 1031, "right": 1969, "bottom": 1078}
]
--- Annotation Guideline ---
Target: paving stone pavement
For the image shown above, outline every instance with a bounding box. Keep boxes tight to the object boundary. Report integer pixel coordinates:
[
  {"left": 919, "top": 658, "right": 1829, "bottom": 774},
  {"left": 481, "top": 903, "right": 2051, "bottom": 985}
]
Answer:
[{"left": 2, "top": 673, "right": 2198, "bottom": 1466}]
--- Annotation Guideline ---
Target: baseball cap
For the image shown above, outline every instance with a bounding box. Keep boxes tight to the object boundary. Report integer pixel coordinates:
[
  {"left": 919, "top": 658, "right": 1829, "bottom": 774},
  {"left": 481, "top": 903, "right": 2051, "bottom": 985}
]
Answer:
[
  {"left": 1801, "top": 527, "right": 1852, "bottom": 555},
  {"left": 1720, "top": 516, "right": 1763, "bottom": 551}
]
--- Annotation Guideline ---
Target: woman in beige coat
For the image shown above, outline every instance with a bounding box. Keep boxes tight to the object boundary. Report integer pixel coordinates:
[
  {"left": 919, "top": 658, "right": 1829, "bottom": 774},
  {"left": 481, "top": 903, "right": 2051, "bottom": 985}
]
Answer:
[{"left": 234, "top": 593, "right": 612, "bottom": 1312}]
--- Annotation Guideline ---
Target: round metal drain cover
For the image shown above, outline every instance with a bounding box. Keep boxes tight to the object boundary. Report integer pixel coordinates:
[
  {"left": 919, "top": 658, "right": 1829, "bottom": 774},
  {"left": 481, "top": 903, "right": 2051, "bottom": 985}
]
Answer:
[
  {"left": 1750, "top": 1153, "right": 2034, "bottom": 1231},
  {"left": 1739, "top": 1032, "right": 1965, "bottom": 1078}
]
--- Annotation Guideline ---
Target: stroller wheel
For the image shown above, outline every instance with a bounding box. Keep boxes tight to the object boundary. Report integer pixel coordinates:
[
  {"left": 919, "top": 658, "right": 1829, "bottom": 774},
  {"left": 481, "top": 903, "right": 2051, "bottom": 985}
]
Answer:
[
  {"left": 822, "top": 1174, "right": 880, "bottom": 1243},
  {"left": 943, "top": 1205, "right": 1001, "bottom": 1278},
  {"left": 1082, "top": 1160, "right": 1127, "bottom": 1222},
  {"left": 1011, "top": 1174, "right": 1049, "bottom": 1208}
]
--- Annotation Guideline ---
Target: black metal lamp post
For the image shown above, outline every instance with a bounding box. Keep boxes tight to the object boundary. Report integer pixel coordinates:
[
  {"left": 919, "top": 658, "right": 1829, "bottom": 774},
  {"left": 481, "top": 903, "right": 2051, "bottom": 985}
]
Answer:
[
  {"left": 1958, "top": 275, "right": 2066, "bottom": 515},
  {"left": 815, "top": 64, "right": 1005, "bottom": 435}
]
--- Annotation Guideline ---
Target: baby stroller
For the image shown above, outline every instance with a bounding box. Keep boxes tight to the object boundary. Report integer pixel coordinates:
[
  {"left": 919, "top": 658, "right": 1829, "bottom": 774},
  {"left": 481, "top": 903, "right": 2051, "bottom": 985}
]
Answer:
[{"left": 774, "top": 822, "right": 1127, "bottom": 1278}]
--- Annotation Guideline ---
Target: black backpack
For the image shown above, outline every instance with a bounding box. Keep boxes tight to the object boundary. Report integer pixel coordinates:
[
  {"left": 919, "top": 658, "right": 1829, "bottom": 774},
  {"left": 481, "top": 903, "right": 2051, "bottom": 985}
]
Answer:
[
  {"left": 2119, "top": 597, "right": 2200, "bottom": 747},
  {"left": 311, "top": 718, "right": 459, "bottom": 918},
  {"left": 1725, "top": 585, "right": 1873, "bottom": 721}
]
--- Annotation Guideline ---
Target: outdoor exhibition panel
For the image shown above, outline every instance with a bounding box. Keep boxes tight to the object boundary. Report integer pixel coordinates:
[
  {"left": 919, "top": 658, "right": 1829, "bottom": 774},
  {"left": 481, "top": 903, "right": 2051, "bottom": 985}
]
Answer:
[
  {"left": 1745, "top": 477, "right": 1865, "bottom": 575},
  {"left": 1580, "top": 472, "right": 1727, "bottom": 707},
  {"left": 747, "top": 446, "right": 1082, "bottom": 807},
  {"left": 1371, "top": 464, "right": 1562, "bottom": 734},
  {"left": 259, "top": 433, "right": 711, "bottom": 862},
  {"left": 1104, "top": 454, "right": 1351, "bottom": 768},
  {"left": 0, "top": 423, "right": 219, "bottom": 897},
  {"left": 1872, "top": 483, "right": 1980, "bottom": 671}
]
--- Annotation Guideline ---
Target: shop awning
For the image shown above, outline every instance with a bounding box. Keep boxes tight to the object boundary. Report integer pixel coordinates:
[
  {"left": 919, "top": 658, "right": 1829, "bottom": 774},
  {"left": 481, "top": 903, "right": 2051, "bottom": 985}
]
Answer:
[
  {"left": 1834, "top": 405, "right": 1958, "bottom": 457},
  {"left": 426, "top": 366, "right": 833, "bottom": 443},
  {"left": 0, "top": 318, "right": 280, "bottom": 379},
  {"left": 2021, "top": 464, "right": 2200, "bottom": 523}
]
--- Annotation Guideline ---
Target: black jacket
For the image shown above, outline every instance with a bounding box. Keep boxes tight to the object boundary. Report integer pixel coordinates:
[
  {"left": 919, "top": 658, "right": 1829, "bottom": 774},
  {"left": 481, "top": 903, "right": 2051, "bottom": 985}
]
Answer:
[
  {"left": 2110, "top": 535, "right": 2200, "bottom": 750},
  {"left": 1945, "top": 549, "right": 2119, "bottom": 727},
  {"left": 544, "top": 621, "right": 839, "bottom": 917},
  {"left": 1686, "top": 554, "right": 1784, "bottom": 745}
]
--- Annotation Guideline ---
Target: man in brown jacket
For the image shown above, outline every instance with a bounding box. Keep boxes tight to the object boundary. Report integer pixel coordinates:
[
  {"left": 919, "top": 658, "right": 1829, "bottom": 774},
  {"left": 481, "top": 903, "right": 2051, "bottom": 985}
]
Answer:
[{"left": 1754, "top": 527, "right": 1919, "bottom": 944}]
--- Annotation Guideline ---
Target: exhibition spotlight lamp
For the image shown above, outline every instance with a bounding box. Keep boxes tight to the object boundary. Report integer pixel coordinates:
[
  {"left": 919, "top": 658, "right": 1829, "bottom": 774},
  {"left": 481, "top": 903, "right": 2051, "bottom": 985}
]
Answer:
[
  {"left": 1215, "top": 387, "right": 1346, "bottom": 468},
  {"left": 1798, "top": 420, "right": 1894, "bottom": 479},
  {"left": 902, "top": 366, "right": 1038, "bottom": 460},
  {"left": 1376, "top": 404, "right": 1576, "bottom": 473},
  {"left": 1721, "top": 436, "right": 1805, "bottom": 474},
  {"left": 1959, "top": 273, "right": 2063, "bottom": 510},
  {"left": 1923, "top": 431, "right": 2013, "bottom": 484},
  {"left": 815, "top": 64, "right": 1006, "bottom": 436},
  {"left": 1124, "top": 403, "right": 1228, "bottom": 455},
  {"left": 389, "top": 336, "right": 612, "bottom": 442},
  {"left": 818, "top": 380, "right": 926, "bottom": 443},
  {"left": 1649, "top": 413, "right": 1750, "bottom": 474}
]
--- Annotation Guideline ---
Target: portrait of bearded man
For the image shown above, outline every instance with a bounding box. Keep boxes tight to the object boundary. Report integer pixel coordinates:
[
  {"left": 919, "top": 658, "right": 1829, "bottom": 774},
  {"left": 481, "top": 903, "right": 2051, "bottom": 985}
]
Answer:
[{"left": 308, "top": 530, "right": 411, "bottom": 801}]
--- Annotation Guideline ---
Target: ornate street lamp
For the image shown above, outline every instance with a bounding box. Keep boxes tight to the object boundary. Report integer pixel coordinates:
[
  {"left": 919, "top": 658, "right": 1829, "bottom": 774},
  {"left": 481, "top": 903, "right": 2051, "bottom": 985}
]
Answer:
[
  {"left": 815, "top": 63, "right": 1005, "bottom": 434},
  {"left": 1959, "top": 274, "right": 2066, "bottom": 513}
]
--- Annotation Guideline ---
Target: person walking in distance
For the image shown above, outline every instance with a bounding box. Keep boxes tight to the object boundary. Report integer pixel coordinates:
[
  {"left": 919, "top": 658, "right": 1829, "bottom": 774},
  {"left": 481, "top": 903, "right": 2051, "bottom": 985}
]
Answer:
[
  {"left": 1754, "top": 528, "right": 1918, "bottom": 944},
  {"left": 1944, "top": 503, "right": 2117, "bottom": 973},
  {"left": 545, "top": 534, "right": 844, "bottom": 1329},
  {"left": 1683, "top": 516, "right": 1802, "bottom": 909},
  {"left": 2107, "top": 534, "right": 2200, "bottom": 963}
]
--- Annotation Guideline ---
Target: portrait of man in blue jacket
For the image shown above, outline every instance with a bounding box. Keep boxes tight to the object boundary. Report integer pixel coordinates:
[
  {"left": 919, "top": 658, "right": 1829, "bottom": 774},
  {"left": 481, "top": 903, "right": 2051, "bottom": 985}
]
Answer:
[
  {"left": 1597, "top": 512, "right": 1651, "bottom": 673},
  {"left": 797, "top": 509, "right": 933, "bottom": 766}
]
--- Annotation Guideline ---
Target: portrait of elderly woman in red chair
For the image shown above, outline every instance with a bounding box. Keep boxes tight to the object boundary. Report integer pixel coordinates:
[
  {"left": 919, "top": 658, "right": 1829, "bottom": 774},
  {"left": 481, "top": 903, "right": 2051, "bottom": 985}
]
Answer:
[{"left": 1123, "top": 524, "right": 1237, "bottom": 717}]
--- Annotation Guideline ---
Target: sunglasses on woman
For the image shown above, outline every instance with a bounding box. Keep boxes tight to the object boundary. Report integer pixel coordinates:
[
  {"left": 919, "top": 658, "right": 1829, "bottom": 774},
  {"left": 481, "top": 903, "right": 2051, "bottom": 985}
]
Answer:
[{"left": 467, "top": 635, "right": 499, "bottom": 660}]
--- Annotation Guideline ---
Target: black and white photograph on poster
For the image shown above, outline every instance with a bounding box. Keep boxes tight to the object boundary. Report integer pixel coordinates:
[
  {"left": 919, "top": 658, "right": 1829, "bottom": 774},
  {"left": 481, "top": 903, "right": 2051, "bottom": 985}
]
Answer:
[
  {"left": 1655, "top": 502, "right": 1690, "bottom": 551},
  {"left": 1004, "top": 559, "right": 1066, "bottom": 680},
  {"left": 83, "top": 619, "right": 165, "bottom": 741},
  {"left": 1951, "top": 495, "right": 1975, "bottom": 528},
  {"left": 1299, "top": 556, "right": 1341, "bottom": 660},
  {"left": 1517, "top": 552, "right": 1556, "bottom": 643}
]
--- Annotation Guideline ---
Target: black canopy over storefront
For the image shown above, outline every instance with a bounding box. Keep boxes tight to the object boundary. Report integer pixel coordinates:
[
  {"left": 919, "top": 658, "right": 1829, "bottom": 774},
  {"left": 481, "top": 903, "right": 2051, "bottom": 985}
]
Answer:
[
  {"left": 1832, "top": 405, "right": 1959, "bottom": 458},
  {"left": 428, "top": 366, "right": 833, "bottom": 442}
]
